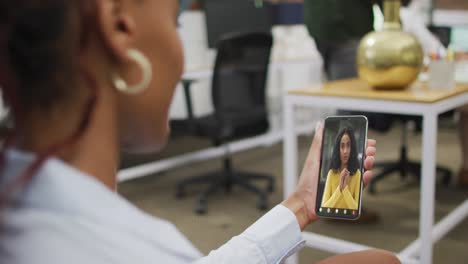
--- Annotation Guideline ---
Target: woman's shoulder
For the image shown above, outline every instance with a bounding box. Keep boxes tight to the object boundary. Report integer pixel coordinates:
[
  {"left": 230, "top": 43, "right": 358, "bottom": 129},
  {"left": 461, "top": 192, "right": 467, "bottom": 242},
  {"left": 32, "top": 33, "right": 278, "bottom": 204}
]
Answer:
[{"left": 0, "top": 206, "right": 198, "bottom": 264}]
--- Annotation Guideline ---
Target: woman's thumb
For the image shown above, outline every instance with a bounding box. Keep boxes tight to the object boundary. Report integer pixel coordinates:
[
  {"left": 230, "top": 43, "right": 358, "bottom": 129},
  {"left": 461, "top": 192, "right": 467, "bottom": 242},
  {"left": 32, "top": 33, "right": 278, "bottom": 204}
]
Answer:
[
  {"left": 311, "top": 122, "right": 323, "bottom": 156},
  {"left": 301, "top": 121, "right": 324, "bottom": 177}
]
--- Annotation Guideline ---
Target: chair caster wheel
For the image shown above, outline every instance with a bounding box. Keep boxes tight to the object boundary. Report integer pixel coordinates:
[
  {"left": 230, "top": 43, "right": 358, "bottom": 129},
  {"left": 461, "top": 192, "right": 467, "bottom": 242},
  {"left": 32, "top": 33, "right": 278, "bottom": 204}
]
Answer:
[
  {"left": 441, "top": 174, "right": 451, "bottom": 186},
  {"left": 195, "top": 206, "right": 206, "bottom": 215},
  {"left": 267, "top": 183, "right": 274, "bottom": 193},
  {"left": 257, "top": 195, "right": 268, "bottom": 210},
  {"left": 176, "top": 188, "right": 186, "bottom": 199},
  {"left": 195, "top": 197, "right": 207, "bottom": 215}
]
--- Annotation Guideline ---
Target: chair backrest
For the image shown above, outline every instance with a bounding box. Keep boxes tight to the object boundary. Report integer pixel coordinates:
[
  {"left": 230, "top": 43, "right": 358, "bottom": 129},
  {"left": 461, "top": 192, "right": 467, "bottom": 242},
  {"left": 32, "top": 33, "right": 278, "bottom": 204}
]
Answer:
[
  {"left": 428, "top": 25, "right": 451, "bottom": 48},
  {"left": 211, "top": 32, "right": 273, "bottom": 118}
]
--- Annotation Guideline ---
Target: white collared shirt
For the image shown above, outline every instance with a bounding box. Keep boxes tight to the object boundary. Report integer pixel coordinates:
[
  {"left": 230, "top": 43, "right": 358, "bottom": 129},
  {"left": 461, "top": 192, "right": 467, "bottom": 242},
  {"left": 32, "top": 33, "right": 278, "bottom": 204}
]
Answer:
[{"left": 0, "top": 150, "right": 305, "bottom": 264}]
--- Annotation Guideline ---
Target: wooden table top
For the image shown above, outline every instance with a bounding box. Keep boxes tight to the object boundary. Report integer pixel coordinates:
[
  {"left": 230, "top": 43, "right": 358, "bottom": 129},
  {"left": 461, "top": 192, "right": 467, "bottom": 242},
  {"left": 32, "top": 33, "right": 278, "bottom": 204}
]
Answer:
[{"left": 288, "top": 79, "right": 468, "bottom": 103}]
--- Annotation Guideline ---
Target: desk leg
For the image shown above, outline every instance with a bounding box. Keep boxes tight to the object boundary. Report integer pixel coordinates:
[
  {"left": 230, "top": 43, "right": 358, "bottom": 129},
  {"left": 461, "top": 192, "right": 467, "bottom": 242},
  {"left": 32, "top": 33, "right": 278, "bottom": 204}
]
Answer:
[
  {"left": 283, "top": 96, "right": 298, "bottom": 200},
  {"left": 420, "top": 114, "right": 438, "bottom": 264},
  {"left": 283, "top": 96, "right": 299, "bottom": 264}
]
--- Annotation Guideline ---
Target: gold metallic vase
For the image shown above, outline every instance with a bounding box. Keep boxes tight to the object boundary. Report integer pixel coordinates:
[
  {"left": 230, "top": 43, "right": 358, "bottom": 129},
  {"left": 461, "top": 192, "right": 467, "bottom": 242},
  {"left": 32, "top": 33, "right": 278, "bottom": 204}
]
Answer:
[{"left": 357, "top": 0, "right": 423, "bottom": 90}]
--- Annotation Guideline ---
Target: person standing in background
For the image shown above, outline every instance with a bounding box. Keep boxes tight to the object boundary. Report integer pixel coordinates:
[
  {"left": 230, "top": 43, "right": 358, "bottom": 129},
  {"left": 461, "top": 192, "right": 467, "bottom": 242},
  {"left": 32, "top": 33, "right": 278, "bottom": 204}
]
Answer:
[{"left": 398, "top": 1, "right": 468, "bottom": 187}]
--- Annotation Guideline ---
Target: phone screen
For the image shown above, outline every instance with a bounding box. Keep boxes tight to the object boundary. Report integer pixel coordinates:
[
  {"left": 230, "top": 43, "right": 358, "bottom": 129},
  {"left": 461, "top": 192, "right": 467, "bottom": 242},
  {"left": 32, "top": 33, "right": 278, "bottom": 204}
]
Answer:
[{"left": 315, "top": 116, "right": 368, "bottom": 220}]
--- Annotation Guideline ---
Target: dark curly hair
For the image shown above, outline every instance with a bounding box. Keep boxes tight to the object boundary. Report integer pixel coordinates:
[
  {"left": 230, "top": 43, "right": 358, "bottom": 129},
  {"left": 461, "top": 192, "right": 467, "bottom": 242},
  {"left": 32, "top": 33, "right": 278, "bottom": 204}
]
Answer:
[
  {"left": 0, "top": 0, "right": 98, "bottom": 207},
  {"left": 329, "top": 127, "right": 360, "bottom": 175}
]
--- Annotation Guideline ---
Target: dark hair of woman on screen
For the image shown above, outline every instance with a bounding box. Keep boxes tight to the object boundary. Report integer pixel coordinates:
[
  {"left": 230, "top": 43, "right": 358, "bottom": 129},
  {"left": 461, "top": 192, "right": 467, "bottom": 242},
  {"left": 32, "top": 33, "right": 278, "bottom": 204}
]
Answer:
[{"left": 321, "top": 127, "right": 361, "bottom": 210}]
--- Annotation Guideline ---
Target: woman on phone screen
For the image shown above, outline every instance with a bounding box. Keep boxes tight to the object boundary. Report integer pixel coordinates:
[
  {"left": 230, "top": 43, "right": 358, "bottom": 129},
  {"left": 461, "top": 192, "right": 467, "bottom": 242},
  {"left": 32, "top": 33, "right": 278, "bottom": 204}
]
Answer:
[{"left": 321, "top": 127, "right": 361, "bottom": 210}]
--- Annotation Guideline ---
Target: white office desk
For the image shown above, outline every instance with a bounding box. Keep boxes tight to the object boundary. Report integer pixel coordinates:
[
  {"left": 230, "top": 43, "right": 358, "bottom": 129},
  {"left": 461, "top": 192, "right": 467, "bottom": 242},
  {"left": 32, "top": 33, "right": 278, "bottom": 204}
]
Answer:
[
  {"left": 283, "top": 79, "right": 468, "bottom": 264},
  {"left": 182, "top": 65, "right": 212, "bottom": 80}
]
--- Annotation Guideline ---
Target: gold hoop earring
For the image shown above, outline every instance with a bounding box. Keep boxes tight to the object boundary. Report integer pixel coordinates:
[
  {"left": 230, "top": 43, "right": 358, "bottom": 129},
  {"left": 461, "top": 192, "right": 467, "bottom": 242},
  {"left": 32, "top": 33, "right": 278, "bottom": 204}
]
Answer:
[{"left": 112, "top": 49, "right": 152, "bottom": 95}]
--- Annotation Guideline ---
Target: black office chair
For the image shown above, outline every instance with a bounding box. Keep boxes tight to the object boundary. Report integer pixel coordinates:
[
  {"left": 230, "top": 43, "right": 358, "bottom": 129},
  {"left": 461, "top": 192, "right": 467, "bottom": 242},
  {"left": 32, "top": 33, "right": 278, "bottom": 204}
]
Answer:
[
  {"left": 428, "top": 25, "right": 451, "bottom": 48},
  {"left": 172, "top": 32, "right": 275, "bottom": 214},
  {"left": 368, "top": 116, "right": 452, "bottom": 194}
]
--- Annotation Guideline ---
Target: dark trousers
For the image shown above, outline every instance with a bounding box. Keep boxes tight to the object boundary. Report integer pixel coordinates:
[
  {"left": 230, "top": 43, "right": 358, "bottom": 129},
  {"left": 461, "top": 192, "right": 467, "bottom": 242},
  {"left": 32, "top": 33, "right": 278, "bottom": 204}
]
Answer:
[
  {"left": 315, "top": 38, "right": 393, "bottom": 132},
  {"left": 316, "top": 39, "right": 360, "bottom": 81}
]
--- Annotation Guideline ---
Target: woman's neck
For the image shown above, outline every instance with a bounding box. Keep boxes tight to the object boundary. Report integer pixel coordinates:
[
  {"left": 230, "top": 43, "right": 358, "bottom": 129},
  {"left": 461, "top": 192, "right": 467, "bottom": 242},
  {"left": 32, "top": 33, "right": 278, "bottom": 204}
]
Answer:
[
  {"left": 17, "top": 83, "right": 120, "bottom": 191},
  {"left": 340, "top": 163, "right": 348, "bottom": 171}
]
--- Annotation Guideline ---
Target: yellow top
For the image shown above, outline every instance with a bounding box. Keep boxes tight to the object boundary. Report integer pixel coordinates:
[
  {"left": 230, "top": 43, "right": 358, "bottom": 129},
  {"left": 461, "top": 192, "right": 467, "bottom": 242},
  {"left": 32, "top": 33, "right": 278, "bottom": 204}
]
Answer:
[
  {"left": 288, "top": 79, "right": 468, "bottom": 103},
  {"left": 321, "top": 169, "right": 361, "bottom": 210}
]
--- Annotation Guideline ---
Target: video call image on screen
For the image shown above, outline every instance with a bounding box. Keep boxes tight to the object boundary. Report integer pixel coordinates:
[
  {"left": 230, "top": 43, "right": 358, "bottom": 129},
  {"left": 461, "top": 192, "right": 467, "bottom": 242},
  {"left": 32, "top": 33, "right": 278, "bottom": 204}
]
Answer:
[{"left": 317, "top": 116, "right": 367, "bottom": 218}]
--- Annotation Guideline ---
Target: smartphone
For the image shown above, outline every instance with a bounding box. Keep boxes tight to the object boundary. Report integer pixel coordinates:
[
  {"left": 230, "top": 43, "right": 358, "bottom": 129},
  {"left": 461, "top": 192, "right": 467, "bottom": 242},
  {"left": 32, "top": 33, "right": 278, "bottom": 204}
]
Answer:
[{"left": 315, "top": 116, "right": 368, "bottom": 220}]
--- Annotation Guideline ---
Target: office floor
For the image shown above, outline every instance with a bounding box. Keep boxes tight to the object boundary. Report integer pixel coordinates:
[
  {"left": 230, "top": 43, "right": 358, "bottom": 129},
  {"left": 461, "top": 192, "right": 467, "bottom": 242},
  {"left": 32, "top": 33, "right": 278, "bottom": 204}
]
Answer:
[{"left": 119, "top": 122, "right": 468, "bottom": 264}]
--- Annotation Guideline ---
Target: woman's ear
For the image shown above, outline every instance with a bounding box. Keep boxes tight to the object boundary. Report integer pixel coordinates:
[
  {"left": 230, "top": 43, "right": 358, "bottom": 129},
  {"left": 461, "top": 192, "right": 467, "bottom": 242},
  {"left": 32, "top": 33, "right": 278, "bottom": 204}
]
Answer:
[{"left": 95, "top": 0, "right": 136, "bottom": 63}]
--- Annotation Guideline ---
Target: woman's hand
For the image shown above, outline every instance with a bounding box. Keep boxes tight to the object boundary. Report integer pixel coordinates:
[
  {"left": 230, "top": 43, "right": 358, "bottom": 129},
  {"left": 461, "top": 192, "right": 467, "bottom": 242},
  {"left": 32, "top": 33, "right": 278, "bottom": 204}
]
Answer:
[
  {"left": 282, "top": 122, "right": 377, "bottom": 230},
  {"left": 339, "top": 168, "right": 350, "bottom": 192}
]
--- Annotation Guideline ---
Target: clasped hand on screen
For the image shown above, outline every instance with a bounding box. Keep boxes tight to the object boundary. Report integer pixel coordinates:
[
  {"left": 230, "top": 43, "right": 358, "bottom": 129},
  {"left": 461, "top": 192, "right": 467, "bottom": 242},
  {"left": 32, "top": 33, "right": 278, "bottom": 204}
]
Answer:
[
  {"left": 339, "top": 168, "right": 350, "bottom": 192},
  {"left": 282, "top": 122, "right": 377, "bottom": 230}
]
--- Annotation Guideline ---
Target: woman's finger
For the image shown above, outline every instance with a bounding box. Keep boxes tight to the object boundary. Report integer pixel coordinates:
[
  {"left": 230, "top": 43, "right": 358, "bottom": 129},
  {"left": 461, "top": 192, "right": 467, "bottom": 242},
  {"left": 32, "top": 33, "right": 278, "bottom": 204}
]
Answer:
[
  {"left": 305, "top": 122, "right": 323, "bottom": 165},
  {"left": 366, "top": 146, "right": 376, "bottom": 157},
  {"left": 363, "top": 170, "right": 373, "bottom": 188},
  {"left": 367, "top": 139, "right": 376, "bottom": 147},
  {"left": 364, "top": 156, "right": 375, "bottom": 171},
  {"left": 363, "top": 139, "right": 376, "bottom": 187},
  {"left": 298, "top": 121, "right": 323, "bottom": 187}
]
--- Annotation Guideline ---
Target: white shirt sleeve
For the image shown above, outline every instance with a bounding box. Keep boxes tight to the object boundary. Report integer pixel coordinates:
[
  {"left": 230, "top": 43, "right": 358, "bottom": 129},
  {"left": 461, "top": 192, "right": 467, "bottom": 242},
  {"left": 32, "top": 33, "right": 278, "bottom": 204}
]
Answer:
[{"left": 193, "top": 205, "right": 305, "bottom": 264}]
